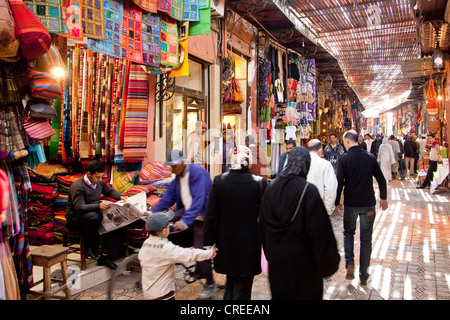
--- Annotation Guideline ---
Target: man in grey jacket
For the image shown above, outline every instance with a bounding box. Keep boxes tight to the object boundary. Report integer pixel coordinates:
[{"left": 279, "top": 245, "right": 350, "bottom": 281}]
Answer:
[{"left": 66, "top": 160, "right": 127, "bottom": 269}]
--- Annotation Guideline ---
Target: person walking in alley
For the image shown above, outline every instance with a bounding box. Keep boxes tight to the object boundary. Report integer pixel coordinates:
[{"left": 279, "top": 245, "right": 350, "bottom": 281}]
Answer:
[
  {"left": 370, "top": 134, "right": 383, "bottom": 158},
  {"left": 417, "top": 133, "right": 441, "bottom": 189},
  {"left": 378, "top": 137, "right": 396, "bottom": 182},
  {"left": 204, "top": 146, "right": 267, "bottom": 300},
  {"left": 388, "top": 135, "right": 400, "bottom": 179},
  {"left": 364, "top": 133, "right": 373, "bottom": 152},
  {"left": 278, "top": 138, "right": 296, "bottom": 174},
  {"left": 148, "top": 149, "right": 217, "bottom": 299},
  {"left": 306, "top": 139, "right": 337, "bottom": 215},
  {"left": 335, "top": 130, "right": 388, "bottom": 286},
  {"left": 259, "top": 146, "right": 340, "bottom": 299},
  {"left": 404, "top": 133, "right": 419, "bottom": 176},
  {"left": 323, "top": 133, "right": 345, "bottom": 173}
]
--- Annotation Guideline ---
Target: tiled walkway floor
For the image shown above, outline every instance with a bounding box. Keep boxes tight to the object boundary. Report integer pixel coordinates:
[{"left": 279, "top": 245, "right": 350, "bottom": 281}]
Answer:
[{"left": 72, "top": 176, "right": 450, "bottom": 300}]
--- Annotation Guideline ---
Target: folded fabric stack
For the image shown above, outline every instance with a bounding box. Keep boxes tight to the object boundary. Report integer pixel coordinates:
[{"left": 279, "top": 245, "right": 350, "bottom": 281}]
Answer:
[
  {"left": 138, "top": 161, "right": 175, "bottom": 210},
  {"left": 26, "top": 163, "right": 71, "bottom": 244},
  {"left": 53, "top": 173, "right": 83, "bottom": 241},
  {"left": 26, "top": 181, "right": 59, "bottom": 245}
]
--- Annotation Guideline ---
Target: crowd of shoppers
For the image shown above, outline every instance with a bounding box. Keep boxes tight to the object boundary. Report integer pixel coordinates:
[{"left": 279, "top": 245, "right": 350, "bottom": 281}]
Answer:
[{"left": 107, "top": 128, "right": 441, "bottom": 300}]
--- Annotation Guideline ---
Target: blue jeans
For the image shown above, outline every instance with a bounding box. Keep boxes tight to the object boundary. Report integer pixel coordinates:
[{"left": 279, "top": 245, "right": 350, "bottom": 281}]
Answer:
[{"left": 343, "top": 206, "right": 376, "bottom": 281}]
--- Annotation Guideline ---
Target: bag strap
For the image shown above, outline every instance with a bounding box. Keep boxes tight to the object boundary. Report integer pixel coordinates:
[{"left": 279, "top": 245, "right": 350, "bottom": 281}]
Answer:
[{"left": 289, "top": 182, "right": 310, "bottom": 224}]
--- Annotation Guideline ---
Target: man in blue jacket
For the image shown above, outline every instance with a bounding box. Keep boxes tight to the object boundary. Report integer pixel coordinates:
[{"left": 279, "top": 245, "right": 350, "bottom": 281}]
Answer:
[{"left": 149, "top": 149, "right": 215, "bottom": 299}]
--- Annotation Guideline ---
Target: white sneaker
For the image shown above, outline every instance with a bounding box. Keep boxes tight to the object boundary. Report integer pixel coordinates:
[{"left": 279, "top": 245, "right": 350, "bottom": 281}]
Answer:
[{"left": 199, "top": 283, "right": 217, "bottom": 300}]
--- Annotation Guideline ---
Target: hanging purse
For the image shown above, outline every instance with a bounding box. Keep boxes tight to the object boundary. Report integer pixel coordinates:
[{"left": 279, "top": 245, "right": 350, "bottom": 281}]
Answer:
[
  {"left": 224, "top": 77, "right": 244, "bottom": 103},
  {"left": 28, "top": 63, "right": 62, "bottom": 100},
  {"left": 22, "top": 115, "right": 56, "bottom": 140},
  {"left": 27, "top": 99, "right": 57, "bottom": 119}
]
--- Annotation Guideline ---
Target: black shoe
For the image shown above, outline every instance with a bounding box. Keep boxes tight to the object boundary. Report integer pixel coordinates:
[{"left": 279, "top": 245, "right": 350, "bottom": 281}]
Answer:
[
  {"left": 416, "top": 185, "right": 426, "bottom": 189},
  {"left": 86, "top": 247, "right": 98, "bottom": 259},
  {"left": 97, "top": 255, "right": 117, "bottom": 270}
]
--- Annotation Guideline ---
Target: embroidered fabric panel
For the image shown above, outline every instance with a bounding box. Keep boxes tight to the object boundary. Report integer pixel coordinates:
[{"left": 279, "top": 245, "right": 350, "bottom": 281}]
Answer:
[
  {"left": 182, "top": 0, "right": 199, "bottom": 21},
  {"left": 122, "top": 1, "right": 143, "bottom": 63},
  {"left": 132, "top": 0, "right": 157, "bottom": 13},
  {"left": 82, "top": 0, "right": 105, "bottom": 39},
  {"left": 87, "top": 0, "right": 123, "bottom": 58},
  {"left": 169, "top": 0, "right": 183, "bottom": 21},
  {"left": 141, "top": 12, "right": 160, "bottom": 67},
  {"left": 24, "top": 0, "right": 64, "bottom": 33},
  {"left": 159, "top": 13, "right": 179, "bottom": 67},
  {"left": 59, "top": 0, "right": 83, "bottom": 39},
  {"left": 157, "top": 0, "right": 172, "bottom": 14}
]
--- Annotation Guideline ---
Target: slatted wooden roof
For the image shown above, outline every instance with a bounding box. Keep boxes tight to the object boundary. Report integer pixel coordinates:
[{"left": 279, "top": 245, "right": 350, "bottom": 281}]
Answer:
[{"left": 288, "top": 0, "right": 422, "bottom": 110}]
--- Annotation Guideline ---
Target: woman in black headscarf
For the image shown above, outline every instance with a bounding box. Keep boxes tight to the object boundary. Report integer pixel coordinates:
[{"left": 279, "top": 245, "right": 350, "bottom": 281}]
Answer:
[{"left": 259, "top": 146, "right": 340, "bottom": 300}]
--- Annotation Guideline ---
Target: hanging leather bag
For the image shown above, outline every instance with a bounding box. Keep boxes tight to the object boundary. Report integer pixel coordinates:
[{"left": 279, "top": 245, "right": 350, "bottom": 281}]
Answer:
[{"left": 27, "top": 99, "right": 57, "bottom": 119}]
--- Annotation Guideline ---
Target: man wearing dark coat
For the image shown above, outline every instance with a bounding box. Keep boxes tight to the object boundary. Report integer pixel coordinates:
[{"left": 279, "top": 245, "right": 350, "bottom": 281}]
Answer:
[
  {"left": 204, "top": 146, "right": 267, "bottom": 300},
  {"left": 259, "top": 146, "right": 340, "bottom": 300}
]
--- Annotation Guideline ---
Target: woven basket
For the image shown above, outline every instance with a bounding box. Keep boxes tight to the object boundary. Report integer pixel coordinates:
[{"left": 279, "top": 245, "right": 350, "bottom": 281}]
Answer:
[
  {"left": 0, "top": 39, "right": 19, "bottom": 61},
  {"left": 428, "top": 120, "right": 439, "bottom": 134}
]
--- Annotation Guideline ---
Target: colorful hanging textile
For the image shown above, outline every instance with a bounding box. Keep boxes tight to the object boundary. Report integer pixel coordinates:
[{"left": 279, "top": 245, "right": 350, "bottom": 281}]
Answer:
[
  {"left": 169, "top": 0, "right": 183, "bottom": 21},
  {"left": 160, "top": 13, "right": 179, "bottom": 67},
  {"left": 123, "top": 64, "right": 148, "bottom": 162},
  {"left": 169, "top": 21, "right": 188, "bottom": 77},
  {"left": 122, "top": 1, "right": 143, "bottom": 63},
  {"left": 182, "top": 0, "right": 199, "bottom": 21},
  {"left": 198, "top": 0, "right": 208, "bottom": 8},
  {"left": 23, "top": 0, "right": 64, "bottom": 33},
  {"left": 142, "top": 12, "right": 160, "bottom": 68},
  {"left": 132, "top": 0, "right": 157, "bottom": 13},
  {"left": 189, "top": 0, "right": 210, "bottom": 35},
  {"left": 82, "top": 0, "right": 105, "bottom": 40},
  {"left": 87, "top": 0, "right": 123, "bottom": 59},
  {"left": 157, "top": 0, "right": 172, "bottom": 14},
  {"left": 58, "top": 0, "right": 83, "bottom": 39}
]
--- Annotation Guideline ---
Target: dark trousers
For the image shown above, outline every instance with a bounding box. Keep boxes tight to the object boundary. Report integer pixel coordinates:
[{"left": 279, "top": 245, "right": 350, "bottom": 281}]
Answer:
[
  {"left": 172, "top": 209, "right": 214, "bottom": 284},
  {"left": 224, "top": 275, "right": 254, "bottom": 300},
  {"left": 67, "top": 211, "right": 125, "bottom": 259},
  {"left": 192, "top": 220, "right": 214, "bottom": 284},
  {"left": 422, "top": 160, "right": 438, "bottom": 187}
]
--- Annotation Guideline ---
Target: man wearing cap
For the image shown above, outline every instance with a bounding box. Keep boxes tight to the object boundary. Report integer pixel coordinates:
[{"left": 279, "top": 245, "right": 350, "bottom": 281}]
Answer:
[{"left": 149, "top": 149, "right": 216, "bottom": 299}]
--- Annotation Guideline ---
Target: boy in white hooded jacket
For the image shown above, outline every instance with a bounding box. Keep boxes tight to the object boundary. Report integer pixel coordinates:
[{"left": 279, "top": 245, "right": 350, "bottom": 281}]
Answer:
[{"left": 138, "top": 211, "right": 217, "bottom": 300}]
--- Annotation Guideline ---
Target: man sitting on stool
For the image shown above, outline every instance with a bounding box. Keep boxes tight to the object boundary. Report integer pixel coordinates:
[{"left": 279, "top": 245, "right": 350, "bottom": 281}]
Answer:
[{"left": 66, "top": 160, "right": 127, "bottom": 269}]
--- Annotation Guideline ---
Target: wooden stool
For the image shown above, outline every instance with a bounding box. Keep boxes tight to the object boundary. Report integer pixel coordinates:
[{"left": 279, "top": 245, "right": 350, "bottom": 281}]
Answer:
[
  {"left": 55, "top": 225, "right": 86, "bottom": 270},
  {"left": 29, "top": 245, "right": 71, "bottom": 300}
]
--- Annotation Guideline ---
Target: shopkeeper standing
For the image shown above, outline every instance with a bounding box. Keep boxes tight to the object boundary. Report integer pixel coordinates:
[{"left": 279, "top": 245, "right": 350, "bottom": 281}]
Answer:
[
  {"left": 66, "top": 160, "right": 127, "bottom": 270},
  {"left": 417, "top": 133, "right": 441, "bottom": 189}
]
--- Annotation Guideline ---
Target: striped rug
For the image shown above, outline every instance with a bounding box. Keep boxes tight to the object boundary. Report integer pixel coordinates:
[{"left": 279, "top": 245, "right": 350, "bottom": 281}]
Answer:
[{"left": 123, "top": 64, "right": 148, "bottom": 161}]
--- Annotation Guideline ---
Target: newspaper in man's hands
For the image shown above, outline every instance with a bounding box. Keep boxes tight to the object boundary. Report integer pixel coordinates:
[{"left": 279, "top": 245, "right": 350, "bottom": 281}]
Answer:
[{"left": 98, "top": 191, "right": 147, "bottom": 235}]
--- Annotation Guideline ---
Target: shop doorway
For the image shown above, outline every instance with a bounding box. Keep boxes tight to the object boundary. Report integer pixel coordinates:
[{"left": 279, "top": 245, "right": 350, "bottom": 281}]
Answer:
[{"left": 166, "top": 93, "right": 206, "bottom": 153}]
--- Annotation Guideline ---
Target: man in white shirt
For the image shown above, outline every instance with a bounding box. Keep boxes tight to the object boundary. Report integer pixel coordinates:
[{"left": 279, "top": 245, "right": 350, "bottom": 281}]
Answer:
[
  {"left": 187, "top": 121, "right": 207, "bottom": 166},
  {"left": 306, "top": 139, "right": 338, "bottom": 215}
]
